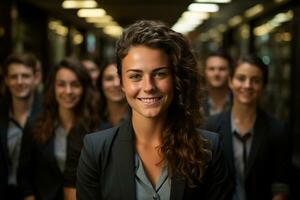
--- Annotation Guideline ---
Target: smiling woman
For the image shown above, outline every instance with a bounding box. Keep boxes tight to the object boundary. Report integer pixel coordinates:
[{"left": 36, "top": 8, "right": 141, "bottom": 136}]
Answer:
[
  {"left": 17, "top": 57, "right": 100, "bottom": 200},
  {"left": 76, "top": 20, "right": 234, "bottom": 200}
]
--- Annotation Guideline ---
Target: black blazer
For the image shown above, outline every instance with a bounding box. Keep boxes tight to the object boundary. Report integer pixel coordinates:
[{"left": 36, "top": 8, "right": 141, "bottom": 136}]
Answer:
[
  {"left": 0, "top": 92, "right": 41, "bottom": 197},
  {"left": 18, "top": 124, "right": 86, "bottom": 200},
  {"left": 77, "top": 118, "right": 234, "bottom": 200},
  {"left": 205, "top": 108, "right": 291, "bottom": 200}
]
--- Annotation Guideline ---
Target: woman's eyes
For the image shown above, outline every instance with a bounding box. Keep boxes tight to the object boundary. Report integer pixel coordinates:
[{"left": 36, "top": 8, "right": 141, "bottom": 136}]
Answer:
[
  {"left": 128, "top": 73, "right": 142, "bottom": 80},
  {"left": 127, "top": 70, "right": 170, "bottom": 81},
  {"left": 234, "top": 75, "right": 262, "bottom": 84},
  {"left": 154, "top": 71, "right": 168, "bottom": 79}
]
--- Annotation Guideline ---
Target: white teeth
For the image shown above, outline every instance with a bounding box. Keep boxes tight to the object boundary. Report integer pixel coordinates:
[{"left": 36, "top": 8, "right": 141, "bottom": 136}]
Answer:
[{"left": 139, "top": 97, "right": 160, "bottom": 103}]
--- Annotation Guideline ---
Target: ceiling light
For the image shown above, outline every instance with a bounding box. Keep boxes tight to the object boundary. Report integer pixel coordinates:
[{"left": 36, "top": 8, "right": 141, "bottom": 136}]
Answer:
[
  {"left": 103, "top": 25, "right": 123, "bottom": 38},
  {"left": 274, "top": 0, "right": 288, "bottom": 3},
  {"left": 77, "top": 8, "right": 106, "bottom": 18},
  {"left": 182, "top": 11, "right": 209, "bottom": 20},
  {"left": 188, "top": 3, "right": 219, "bottom": 12},
  {"left": 62, "top": 0, "right": 98, "bottom": 9},
  {"left": 86, "top": 15, "right": 113, "bottom": 23},
  {"left": 195, "top": 0, "right": 231, "bottom": 3}
]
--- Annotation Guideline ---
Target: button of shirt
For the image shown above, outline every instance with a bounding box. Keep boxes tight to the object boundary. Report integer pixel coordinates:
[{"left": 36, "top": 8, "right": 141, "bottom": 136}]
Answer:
[{"left": 153, "top": 192, "right": 160, "bottom": 200}]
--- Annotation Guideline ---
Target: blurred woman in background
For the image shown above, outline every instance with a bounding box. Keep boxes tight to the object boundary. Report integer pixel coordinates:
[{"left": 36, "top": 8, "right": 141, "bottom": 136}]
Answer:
[
  {"left": 18, "top": 58, "right": 99, "bottom": 200},
  {"left": 97, "top": 58, "right": 128, "bottom": 129}
]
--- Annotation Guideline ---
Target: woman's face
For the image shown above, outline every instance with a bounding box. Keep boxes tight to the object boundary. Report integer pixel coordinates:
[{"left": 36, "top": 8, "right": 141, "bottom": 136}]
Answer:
[
  {"left": 55, "top": 68, "right": 83, "bottom": 111},
  {"left": 121, "top": 45, "right": 174, "bottom": 120},
  {"left": 102, "top": 64, "right": 125, "bottom": 103},
  {"left": 229, "top": 63, "right": 264, "bottom": 106}
]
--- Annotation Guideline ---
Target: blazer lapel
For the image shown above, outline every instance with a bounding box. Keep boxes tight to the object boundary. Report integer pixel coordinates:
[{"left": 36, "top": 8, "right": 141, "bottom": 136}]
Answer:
[
  {"left": 114, "top": 119, "right": 136, "bottom": 200},
  {"left": 170, "top": 172, "right": 185, "bottom": 200},
  {"left": 245, "top": 108, "right": 266, "bottom": 178},
  {"left": 41, "top": 135, "right": 62, "bottom": 175},
  {"left": 219, "top": 111, "right": 236, "bottom": 173}
]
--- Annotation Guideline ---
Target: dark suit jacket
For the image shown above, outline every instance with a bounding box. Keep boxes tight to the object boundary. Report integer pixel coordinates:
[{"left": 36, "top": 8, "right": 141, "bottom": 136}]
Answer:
[
  {"left": 205, "top": 108, "right": 291, "bottom": 200},
  {"left": 18, "top": 123, "right": 86, "bottom": 200},
  {"left": 0, "top": 92, "right": 41, "bottom": 198},
  {"left": 77, "top": 118, "right": 234, "bottom": 200}
]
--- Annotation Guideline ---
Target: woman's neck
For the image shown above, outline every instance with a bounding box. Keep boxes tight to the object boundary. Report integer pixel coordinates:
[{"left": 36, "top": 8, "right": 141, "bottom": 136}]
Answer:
[
  {"left": 132, "top": 112, "right": 165, "bottom": 146},
  {"left": 107, "top": 100, "right": 128, "bottom": 126},
  {"left": 58, "top": 107, "right": 75, "bottom": 134},
  {"left": 231, "top": 101, "right": 257, "bottom": 134}
]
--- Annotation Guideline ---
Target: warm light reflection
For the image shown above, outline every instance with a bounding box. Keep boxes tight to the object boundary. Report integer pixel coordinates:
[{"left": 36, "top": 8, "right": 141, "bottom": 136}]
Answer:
[
  {"left": 245, "top": 4, "right": 264, "bottom": 18},
  {"left": 103, "top": 25, "right": 123, "bottom": 38},
  {"left": 228, "top": 15, "right": 242, "bottom": 27},
  {"left": 217, "top": 24, "right": 227, "bottom": 32},
  {"left": 73, "top": 33, "right": 83, "bottom": 45},
  {"left": 254, "top": 10, "right": 293, "bottom": 36},
  {"left": 48, "top": 20, "right": 68, "bottom": 36}
]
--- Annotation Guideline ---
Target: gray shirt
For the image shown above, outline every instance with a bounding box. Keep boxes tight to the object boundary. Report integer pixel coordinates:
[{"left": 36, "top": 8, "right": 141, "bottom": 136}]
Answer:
[
  {"left": 135, "top": 154, "right": 171, "bottom": 200},
  {"left": 7, "top": 118, "right": 24, "bottom": 185},
  {"left": 231, "top": 115, "right": 254, "bottom": 200},
  {"left": 54, "top": 125, "right": 68, "bottom": 172}
]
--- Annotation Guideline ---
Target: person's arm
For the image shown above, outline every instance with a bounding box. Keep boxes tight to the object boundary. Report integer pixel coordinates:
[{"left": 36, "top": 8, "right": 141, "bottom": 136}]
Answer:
[
  {"left": 76, "top": 135, "right": 101, "bottom": 200},
  {"left": 271, "top": 123, "right": 291, "bottom": 199},
  {"left": 204, "top": 132, "right": 234, "bottom": 200}
]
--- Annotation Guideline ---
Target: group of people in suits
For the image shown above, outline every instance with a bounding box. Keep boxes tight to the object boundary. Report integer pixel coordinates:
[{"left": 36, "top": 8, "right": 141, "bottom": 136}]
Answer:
[
  {"left": 204, "top": 55, "right": 291, "bottom": 200},
  {"left": 0, "top": 52, "right": 128, "bottom": 199},
  {"left": 1, "top": 19, "right": 291, "bottom": 200}
]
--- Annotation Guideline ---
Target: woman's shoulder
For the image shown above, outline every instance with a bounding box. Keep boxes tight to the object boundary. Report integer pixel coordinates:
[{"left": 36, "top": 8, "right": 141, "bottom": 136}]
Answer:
[{"left": 84, "top": 126, "right": 119, "bottom": 145}]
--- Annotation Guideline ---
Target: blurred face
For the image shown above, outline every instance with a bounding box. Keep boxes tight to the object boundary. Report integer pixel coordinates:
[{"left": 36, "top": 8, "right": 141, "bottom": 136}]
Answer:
[
  {"left": 55, "top": 68, "right": 83, "bottom": 111},
  {"left": 121, "top": 45, "right": 174, "bottom": 120},
  {"left": 4, "top": 63, "right": 36, "bottom": 100},
  {"left": 102, "top": 64, "right": 125, "bottom": 103},
  {"left": 82, "top": 60, "right": 100, "bottom": 86},
  {"left": 205, "top": 56, "right": 230, "bottom": 88},
  {"left": 229, "top": 63, "right": 264, "bottom": 106}
]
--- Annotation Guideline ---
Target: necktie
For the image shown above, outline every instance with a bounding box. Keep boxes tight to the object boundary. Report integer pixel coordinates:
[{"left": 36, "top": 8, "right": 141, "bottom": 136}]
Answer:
[{"left": 233, "top": 131, "right": 251, "bottom": 174}]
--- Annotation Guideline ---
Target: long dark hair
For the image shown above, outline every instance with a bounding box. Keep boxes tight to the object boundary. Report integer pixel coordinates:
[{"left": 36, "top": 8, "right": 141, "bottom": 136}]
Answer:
[
  {"left": 32, "top": 57, "right": 99, "bottom": 143},
  {"left": 116, "top": 20, "right": 211, "bottom": 185},
  {"left": 96, "top": 57, "right": 125, "bottom": 121}
]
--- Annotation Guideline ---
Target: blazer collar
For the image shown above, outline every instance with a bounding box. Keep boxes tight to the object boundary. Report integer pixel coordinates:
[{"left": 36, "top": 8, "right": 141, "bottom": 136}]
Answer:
[
  {"left": 114, "top": 117, "right": 186, "bottom": 200},
  {"left": 219, "top": 111, "right": 236, "bottom": 173},
  {"left": 170, "top": 172, "right": 185, "bottom": 200}
]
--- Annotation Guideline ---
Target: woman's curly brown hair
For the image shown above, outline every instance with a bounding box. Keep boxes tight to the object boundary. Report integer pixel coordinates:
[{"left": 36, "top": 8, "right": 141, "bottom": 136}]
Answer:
[{"left": 116, "top": 20, "right": 211, "bottom": 185}]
